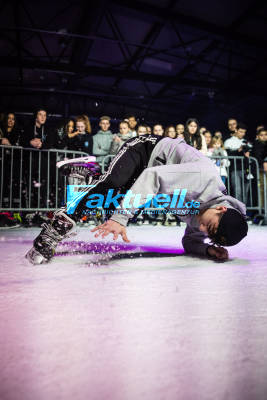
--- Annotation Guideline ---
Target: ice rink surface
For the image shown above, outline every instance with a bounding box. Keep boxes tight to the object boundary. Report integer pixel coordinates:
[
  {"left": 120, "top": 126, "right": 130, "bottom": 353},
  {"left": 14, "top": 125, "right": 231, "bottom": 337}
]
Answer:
[{"left": 0, "top": 224, "right": 267, "bottom": 400}]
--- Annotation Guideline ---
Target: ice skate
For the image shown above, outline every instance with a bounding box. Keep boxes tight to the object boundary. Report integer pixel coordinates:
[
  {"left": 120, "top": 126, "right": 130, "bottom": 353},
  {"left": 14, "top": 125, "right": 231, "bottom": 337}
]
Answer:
[
  {"left": 25, "top": 209, "right": 77, "bottom": 265},
  {"left": 25, "top": 246, "right": 48, "bottom": 265},
  {"left": 57, "top": 156, "right": 101, "bottom": 185}
]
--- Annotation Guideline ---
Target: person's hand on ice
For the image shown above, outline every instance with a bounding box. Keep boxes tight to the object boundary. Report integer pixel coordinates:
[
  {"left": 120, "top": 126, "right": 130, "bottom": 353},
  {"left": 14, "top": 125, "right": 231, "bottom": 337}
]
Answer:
[
  {"left": 207, "top": 245, "right": 229, "bottom": 260},
  {"left": 91, "top": 220, "right": 130, "bottom": 242}
]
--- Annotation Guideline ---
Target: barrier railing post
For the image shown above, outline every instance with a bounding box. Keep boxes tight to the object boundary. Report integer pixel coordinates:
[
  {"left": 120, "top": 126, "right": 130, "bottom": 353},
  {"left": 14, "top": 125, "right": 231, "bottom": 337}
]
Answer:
[
  {"left": 28, "top": 151, "right": 32, "bottom": 208},
  {"left": 19, "top": 148, "right": 23, "bottom": 209},
  {"left": 47, "top": 151, "right": 50, "bottom": 209},
  {"left": 263, "top": 172, "right": 267, "bottom": 224},
  {"left": 0, "top": 147, "right": 4, "bottom": 208},
  {"left": 9, "top": 147, "right": 14, "bottom": 208}
]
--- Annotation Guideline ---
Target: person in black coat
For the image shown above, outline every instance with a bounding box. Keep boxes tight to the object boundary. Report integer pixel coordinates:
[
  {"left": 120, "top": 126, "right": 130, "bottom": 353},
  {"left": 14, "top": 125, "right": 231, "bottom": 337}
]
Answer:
[
  {"left": 251, "top": 128, "right": 267, "bottom": 208},
  {"left": 22, "top": 107, "right": 55, "bottom": 149},
  {"left": 0, "top": 112, "right": 21, "bottom": 146}
]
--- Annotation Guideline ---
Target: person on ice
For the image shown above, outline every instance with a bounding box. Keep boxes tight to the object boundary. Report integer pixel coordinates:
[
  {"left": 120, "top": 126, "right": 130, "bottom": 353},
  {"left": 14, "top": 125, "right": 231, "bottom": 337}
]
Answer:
[{"left": 26, "top": 131, "right": 248, "bottom": 264}]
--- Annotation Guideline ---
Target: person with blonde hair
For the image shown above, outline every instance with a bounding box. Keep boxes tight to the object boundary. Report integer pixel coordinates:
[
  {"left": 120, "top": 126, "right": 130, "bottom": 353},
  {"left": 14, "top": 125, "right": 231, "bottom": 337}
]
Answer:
[
  {"left": 208, "top": 137, "right": 230, "bottom": 184},
  {"left": 67, "top": 115, "right": 93, "bottom": 154}
]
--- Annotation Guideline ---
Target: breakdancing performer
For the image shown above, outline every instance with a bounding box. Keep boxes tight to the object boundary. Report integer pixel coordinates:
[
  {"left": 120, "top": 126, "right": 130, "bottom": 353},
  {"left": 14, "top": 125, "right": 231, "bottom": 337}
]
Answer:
[{"left": 26, "top": 135, "right": 248, "bottom": 264}]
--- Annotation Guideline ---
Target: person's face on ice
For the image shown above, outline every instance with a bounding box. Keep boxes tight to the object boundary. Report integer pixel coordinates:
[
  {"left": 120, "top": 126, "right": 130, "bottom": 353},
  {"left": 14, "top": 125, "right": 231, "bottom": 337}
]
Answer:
[
  {"left": 197, "top": 206, "right": 227, "bottom": 236},
  {"left": 188, "top": 121, "right": 198, "bottom": 135}
]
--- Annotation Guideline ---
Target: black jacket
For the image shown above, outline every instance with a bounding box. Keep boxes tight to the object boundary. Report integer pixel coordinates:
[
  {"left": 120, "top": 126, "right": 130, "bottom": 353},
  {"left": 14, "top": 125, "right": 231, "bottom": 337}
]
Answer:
[
  {"left": 251, "top": 140, "right": 267, "bottom": 168},
  {"left": 0, "top": 127, "right": 21, "bottom": 146},
  {"left": 22, "top": 123, "right": 55, "bottom": 149},
  {"left": 67, "top": 133, "right": 93, "bottom": 155}
]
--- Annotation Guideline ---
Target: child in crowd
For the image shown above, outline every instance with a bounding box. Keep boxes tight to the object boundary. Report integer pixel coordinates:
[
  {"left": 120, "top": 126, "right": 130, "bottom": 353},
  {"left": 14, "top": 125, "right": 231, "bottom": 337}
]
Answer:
[
  {"left": 208, "top": 137, "right": 230, "bottom": 184},
  {"left": 110, "top": 121, "right": 132, "bottom": 154}
]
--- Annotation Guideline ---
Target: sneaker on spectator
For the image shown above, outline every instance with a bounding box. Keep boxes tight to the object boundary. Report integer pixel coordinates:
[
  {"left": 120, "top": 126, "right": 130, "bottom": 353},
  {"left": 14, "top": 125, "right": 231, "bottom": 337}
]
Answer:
[{"left": 0, "top": 213, "right": 20, "bottom": 229}]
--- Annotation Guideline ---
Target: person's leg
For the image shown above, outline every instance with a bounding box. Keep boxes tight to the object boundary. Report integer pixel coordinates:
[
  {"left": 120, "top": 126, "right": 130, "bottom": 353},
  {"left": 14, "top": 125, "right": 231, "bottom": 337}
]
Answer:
[
  {"left": 26, "top": 142, "right": 144, "bottom": 264},
  {"left": 72, "top": 146, "right": 143, "bottom": 219}
]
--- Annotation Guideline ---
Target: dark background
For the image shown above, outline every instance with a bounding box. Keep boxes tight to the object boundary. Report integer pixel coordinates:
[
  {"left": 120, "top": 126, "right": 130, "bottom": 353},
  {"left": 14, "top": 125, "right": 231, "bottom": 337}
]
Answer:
[{"left": 1, "top": 0, "right": 267, "bottom": 137}]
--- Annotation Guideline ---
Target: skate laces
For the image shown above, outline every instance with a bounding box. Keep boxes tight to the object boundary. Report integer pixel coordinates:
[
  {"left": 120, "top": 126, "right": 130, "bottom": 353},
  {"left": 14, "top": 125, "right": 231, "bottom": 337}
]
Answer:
[{"left": 40, "top": 223, "right": 64, "bottom": 249}]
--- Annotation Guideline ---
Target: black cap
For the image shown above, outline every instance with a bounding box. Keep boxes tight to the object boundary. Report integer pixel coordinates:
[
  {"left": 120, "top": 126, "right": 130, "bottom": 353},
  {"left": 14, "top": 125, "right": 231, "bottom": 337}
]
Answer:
[{"left": 213, "top": 208, "right": 248, "bottom": 246}]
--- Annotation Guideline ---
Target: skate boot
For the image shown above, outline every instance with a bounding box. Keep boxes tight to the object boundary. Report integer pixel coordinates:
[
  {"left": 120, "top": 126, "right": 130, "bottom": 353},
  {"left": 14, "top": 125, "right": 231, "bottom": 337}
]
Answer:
[
  {"left": 25, "top": 209, "right": 76, "bottom": 265},
  {"left": 57, "top": 156, "right": 101, "bottom": 185}
]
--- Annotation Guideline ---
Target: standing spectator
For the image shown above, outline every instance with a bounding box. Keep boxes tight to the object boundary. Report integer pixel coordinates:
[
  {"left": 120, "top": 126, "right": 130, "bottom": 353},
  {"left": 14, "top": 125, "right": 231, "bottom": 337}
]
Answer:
[
  {"left": 184, "top": 118, "right": 207, "bottom": 154},
  {"left": 93, "top": 115, "right": 113, "bottom": 164},
  {"left": 0, "top": 113, "right": 22, "bottom": 208},
  {"left": 146, "top": 126, "right": 152, "bottom": 134},
  {"left": 22, "top": 108, "right": 55, "bottom": 208},
  {"left": 56, "top": 118, "right": 76, "bottom": 149},
  {"left": 137, "top": 125, "right": 148, "bottom": 136},
  {"left": 208, "top": 138, "right": 230, "bottom": 184},
  {"left": 68, "top": 115, "right": 93, "bottom": 154},
  {"left": 251, "top": 128, "right": 267, "bottom": 207},
  {"left": 214, "top": 131, "right": 223, "bottom": 140},
  {"left": 224, "top": 123, "right": 249, "bottom": 202},
  {"left": 110, "top": 121, "right": 132, "bottom": 154},
  {"left": 22, "top": 107, "right": 54, "bottom": 149},
  {"left": 227, "top": 118, "right": 238, "bottom": 138},
  {"left": 153, "top": 124, "right": 164, "bottom": 136},
  {"left": 125, "top": 115, "right": 137, "bottom": 137},
  {"left": 164, "top": 126, "right": 177, "bottom": 139},
  {"left": 204, "top": 130, "right": 213, "bottom": 150},
  {"left": 176, "top": 124, "right": 184, "bottom": 138},
  {"left": 0, "top": 112, "right": 21, "bottom": 146}
]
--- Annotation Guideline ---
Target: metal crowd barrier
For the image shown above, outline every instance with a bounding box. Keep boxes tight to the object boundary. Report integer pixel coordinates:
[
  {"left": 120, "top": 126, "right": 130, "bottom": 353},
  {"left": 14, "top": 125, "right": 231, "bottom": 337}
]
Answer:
[
  {"left": 100, "top": 154, "right": 116, "bottom": 173},
  {"left": 208, "top": 155, "right": 263, "bottom": 216},
  {"left": 0, "top": 145, "right": 89, "bottom": 211},
  {"left": 264, "top": 172, "right": 267, "bottom": 224},
  {"left": 0, "top": 146, "right": 266, "bottom": 220}
]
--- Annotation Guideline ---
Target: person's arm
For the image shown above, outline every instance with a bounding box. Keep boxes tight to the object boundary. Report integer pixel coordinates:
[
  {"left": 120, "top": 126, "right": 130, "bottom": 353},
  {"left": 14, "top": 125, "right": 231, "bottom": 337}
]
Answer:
[
  {"left": 182, "top": 225, "right": 210, "bottom": 256},
  {"left": 109, "top": 135, "right": 121, "bottom": 154},
  {"left": 93, "top": 134, "right": 109, "bottom": 156},
  {"left": 68, "top": 131, "right": 79, "bottom": 139},
  {"left": 219, "top": 149, "right": 230, "bottom": 168},
  {"left": 182, "top": 225, "right": 228, "bottom": 260},
  {"left": 1, "top": 137, "right": 11, "bottom": 146},
  {"left": 200, "top": 133, "right": 207, "bottom": 155}
]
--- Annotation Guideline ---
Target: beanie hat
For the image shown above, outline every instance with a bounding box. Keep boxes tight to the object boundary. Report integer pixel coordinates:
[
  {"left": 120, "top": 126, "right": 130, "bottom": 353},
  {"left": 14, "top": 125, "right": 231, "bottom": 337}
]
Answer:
[{"left": 213, "top": 208, "right": 248, "bottom": 246}]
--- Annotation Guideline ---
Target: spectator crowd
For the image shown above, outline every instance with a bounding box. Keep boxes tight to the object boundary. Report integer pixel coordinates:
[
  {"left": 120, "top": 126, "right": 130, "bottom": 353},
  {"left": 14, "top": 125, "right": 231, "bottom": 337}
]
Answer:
[{"left": 0, "top": 109, "right": 267, "bottom": 226}]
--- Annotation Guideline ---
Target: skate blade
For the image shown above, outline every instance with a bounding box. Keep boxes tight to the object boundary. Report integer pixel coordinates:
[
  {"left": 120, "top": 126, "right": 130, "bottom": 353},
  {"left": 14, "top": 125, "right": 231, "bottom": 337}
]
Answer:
[{"left": 25, "top": 247, "right": 48, "bottom": 265}]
